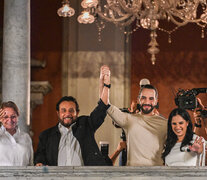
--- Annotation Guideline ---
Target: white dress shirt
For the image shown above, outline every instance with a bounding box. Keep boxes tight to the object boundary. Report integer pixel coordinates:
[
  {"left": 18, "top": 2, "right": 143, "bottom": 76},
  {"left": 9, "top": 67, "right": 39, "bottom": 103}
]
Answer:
[
  {"left": 0, "top": 125, "right": 33, "bottom": 166},
  {"left": 58, "top": 123, "right": 83, "bottom": 166}
]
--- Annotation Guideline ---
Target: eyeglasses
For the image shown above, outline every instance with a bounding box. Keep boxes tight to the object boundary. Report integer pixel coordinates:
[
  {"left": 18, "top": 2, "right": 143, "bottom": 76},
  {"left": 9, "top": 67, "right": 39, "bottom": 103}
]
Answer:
[{"left": 3, "top": 115, "right": 17, "bottom": 120}]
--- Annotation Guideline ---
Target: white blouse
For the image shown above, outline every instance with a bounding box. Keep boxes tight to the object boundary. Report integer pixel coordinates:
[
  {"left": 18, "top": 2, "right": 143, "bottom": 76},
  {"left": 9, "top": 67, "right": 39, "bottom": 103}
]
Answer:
[
  {"left": 165, "top": 134, "right": 205, "bottom": 166},
  {"left": 0, "top": 125, "right": 33, "bottom": 166}
]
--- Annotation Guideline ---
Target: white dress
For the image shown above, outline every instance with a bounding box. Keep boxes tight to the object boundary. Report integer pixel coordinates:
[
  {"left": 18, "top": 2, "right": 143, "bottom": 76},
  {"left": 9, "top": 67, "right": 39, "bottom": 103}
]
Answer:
[
  {"left": 0, "top": 125, "right": 33, "bottom": 166},
  {"left": 165, "top": 134, "right": 205, "bottom": 166}
]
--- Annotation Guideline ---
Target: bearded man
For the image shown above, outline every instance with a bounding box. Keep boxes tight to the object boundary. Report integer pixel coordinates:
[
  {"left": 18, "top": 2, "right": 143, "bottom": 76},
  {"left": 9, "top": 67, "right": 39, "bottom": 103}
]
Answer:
[
  {"left": 34, "top": 96, "right": 111, "bottom": 166},
  {"left": 100, "top": 65, "right": 167, "bottom": 166}
]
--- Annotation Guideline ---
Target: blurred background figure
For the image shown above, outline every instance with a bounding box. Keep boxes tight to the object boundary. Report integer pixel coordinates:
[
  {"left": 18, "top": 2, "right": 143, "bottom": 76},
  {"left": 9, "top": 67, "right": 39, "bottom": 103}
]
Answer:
[{"left": 110, "top": 139, "right": 127, "bottom": 166}]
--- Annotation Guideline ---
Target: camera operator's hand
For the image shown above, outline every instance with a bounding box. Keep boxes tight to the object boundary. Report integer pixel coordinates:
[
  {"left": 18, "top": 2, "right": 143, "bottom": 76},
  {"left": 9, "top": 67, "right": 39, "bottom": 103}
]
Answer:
[
  {"left": 193, "top": 98, "right": 207, "bottom": 137},
  {"left": 117, "top": 141, "right": 127, "bottom": 152},
  {"left": 128, "top": 100, "right": 139, "bottom": 113},
  {"left": 197, "top": 98, "right": 205, "bottom": 109},
  {"left": 152, "top": 108, "right": 160, "bottom": 116},
  {"left": 110, "top": 140, "right": 127, "bottom": 165},
  {"left": 193, "top": 98, "right": 207, "bottom": 128},
  {"left": 193, "top": 108, "right": 202, "bottom": 125}
]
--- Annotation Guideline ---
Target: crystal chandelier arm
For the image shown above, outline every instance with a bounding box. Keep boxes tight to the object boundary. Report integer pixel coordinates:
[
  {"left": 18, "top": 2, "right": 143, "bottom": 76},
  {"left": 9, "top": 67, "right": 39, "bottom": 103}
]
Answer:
[
  {"left": 103, "top": 0, "right": 135, "bottom": 18},
  {"left": 97, "top": 10, "right": 134, "bottom": 23},
  {"left": 168, "top": 11, "right": 204, "bottom": 27},
  {"left": 96, "top": 0, "right": 140, "bottom": 23},
  {"left": 167, "top": 13, "right": 190, "bottom": 27},
  {"left": 113, "top": 15, "right": 137, "bottom": 26},
  {"left": 107, "top": 4, "right": 133, "bottom": 18},
  {"left": 165, "top": 0, "right": 178, "bottom": 8},
  {"left": 116, "top": 0, "right": 142, "bottom": 14}
]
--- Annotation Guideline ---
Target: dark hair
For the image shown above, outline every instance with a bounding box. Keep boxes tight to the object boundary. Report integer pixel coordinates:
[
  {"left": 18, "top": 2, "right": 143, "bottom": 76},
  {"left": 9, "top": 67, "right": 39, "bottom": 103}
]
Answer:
[
  {"left": 138, "top": 84, "right": 158, "bottom": 99},
  {"left": 1, "top": 101, "right": 19, "bottom": 116},
  {"left": 56, "top": 96, "right": 80, "bottom": 112},
  {"left": 162, "top": 108, "right": 193, "bottom": 161}
]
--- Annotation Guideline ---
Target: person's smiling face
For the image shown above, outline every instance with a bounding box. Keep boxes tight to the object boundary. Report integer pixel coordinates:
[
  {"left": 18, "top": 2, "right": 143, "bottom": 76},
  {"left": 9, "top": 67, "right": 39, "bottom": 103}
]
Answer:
[
  {"left": 171, "top": 114, "right": 189, "bottom": 142},
  {"left": 57, "top": 101, "right": 79, "bottom": 128},
  {"left": 2, "top": 107, "right": 18, "bottom": 132},
  {"left": 138, "top": 88, "right": 157, "bottom": 115}
]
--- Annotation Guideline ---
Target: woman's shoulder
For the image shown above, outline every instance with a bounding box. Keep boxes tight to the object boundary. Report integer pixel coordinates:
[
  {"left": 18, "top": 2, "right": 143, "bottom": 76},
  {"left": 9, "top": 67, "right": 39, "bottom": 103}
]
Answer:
[{"left": 17, "top": 130, "right": 32, "bottom": 141}]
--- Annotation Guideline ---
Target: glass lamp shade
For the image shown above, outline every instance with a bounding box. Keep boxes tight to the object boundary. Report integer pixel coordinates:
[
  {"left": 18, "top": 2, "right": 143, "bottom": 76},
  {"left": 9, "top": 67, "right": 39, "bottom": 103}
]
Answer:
[
  {"left": 57, "top": 3, "right": 75, "bottom": 17},
  {"left": 77, "top": 11, "right": 95, "bottom": 24},
  {"left": 81, "top": 0, "right": 98, "bottom": 8}
]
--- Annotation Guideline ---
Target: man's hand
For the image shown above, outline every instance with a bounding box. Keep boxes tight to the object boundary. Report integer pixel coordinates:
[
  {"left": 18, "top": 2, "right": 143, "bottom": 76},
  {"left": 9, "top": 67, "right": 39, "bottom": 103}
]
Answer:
[
  {"left": 99, "top": 65, "right": 110, "bottom": 104},
  {"left": 35, "top": 163, "right": 43, "bottom": 166},
  {"left": 100, "top": 65, "right": 110, "bottom": 80},
  {"left": 100, "top": 65, "right": 110, "bottom": 84}
]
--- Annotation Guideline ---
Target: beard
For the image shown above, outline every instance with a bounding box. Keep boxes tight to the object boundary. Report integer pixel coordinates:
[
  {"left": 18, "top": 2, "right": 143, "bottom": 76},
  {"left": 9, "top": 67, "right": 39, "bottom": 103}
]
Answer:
[
  {"left": 58, "top": 116, "right": 77, "bottom": 128},
  {"left": 140, "top": 104, "right": 155, "bottom": 114}
]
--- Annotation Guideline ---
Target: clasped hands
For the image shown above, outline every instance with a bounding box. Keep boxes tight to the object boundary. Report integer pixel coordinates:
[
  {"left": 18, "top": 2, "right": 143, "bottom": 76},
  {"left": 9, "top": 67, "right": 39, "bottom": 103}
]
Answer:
[{"left": 100, "top": 65, "right": 110, "bottom": 85}]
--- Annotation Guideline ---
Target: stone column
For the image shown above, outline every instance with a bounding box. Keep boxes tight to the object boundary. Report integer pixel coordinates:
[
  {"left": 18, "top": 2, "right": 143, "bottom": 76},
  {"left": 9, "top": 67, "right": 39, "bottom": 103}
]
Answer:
[{"left": 2, "top": 0, "right": 30, "bottom": 133}]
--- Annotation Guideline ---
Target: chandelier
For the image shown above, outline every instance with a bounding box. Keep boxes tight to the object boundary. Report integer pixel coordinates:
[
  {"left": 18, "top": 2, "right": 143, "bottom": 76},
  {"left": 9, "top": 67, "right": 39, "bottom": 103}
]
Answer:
[{"left": 57, "top": 0, "right": 207, "bottom": 65}]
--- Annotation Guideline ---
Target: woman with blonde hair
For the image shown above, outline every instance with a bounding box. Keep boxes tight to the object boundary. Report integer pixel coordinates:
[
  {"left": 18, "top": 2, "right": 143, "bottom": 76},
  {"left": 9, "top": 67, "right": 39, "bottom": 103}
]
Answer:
[{"left": 0, "top": 101, "right": 33, "bottom": 166}]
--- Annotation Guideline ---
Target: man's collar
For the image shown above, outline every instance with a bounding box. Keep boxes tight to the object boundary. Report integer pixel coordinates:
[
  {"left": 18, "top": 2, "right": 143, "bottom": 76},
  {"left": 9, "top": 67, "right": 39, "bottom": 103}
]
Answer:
[{"left": 58, "top": 122, "right": 76, "bottom": 133}]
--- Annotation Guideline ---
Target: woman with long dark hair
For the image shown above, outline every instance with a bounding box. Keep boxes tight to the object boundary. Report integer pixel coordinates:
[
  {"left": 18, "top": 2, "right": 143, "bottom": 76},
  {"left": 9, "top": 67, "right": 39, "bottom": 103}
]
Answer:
[{"left": 162, "top": 108, "right": 205, "bottom": 166}]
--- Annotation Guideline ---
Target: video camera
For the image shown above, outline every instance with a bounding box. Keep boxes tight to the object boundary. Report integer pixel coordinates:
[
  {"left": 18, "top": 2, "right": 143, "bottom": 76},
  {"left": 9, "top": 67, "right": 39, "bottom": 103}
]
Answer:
[{"left": 175, "top": 88, "right": 207, "bottom": 118}]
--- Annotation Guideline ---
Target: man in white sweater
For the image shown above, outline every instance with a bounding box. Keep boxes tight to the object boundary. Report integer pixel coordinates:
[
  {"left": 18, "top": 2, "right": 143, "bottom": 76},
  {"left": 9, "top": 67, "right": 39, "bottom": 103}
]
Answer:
[{"left": 100, "top": 65, "right": 167, "bottom": 166}]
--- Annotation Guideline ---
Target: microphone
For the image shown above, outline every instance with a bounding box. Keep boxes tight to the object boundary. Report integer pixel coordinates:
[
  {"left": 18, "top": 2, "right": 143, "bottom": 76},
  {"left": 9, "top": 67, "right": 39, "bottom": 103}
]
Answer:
[{"left": 139, "top": 78, "right": 150, "bottom": 87}]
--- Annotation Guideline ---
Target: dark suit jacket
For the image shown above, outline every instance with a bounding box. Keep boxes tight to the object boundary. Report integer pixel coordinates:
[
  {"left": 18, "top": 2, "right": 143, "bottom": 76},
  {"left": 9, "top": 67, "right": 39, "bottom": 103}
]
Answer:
[{"left": 34, "top": 99, "right": 111, "bottom": 166}]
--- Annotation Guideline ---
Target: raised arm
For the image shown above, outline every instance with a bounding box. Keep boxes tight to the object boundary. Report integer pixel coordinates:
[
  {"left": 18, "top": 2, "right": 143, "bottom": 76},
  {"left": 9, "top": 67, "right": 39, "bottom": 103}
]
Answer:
[
  {"left": 87, "top": 65, "right": 111, "bottom": 131},
  {"left": 100, "top": 65, "right": 110, "bottom": 105},
  {"left": 100, "top": 66, "right": 129, "bottom": 128}
]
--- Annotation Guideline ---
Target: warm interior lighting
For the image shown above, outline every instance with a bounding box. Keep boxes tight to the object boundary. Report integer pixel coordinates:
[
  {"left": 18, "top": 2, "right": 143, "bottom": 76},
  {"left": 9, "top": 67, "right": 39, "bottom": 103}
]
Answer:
[
  {"left": 78, "top": 11, "right": 95, "bottom": 24},
  {"left": 57, "top": 0, "right": 75, "bottom": 17},
  {"left": 57, "top": 0, "right": 207, "bottom": 65},
  {"left": 81, "top": 0, "right": 98, "bottom": 8}
]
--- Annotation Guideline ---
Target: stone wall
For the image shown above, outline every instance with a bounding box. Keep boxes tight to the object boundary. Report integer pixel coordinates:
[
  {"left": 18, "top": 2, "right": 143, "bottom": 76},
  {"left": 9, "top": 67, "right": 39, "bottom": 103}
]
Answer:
[{"left": 0, "top": 166, "right": 207, "bottom": 179}]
